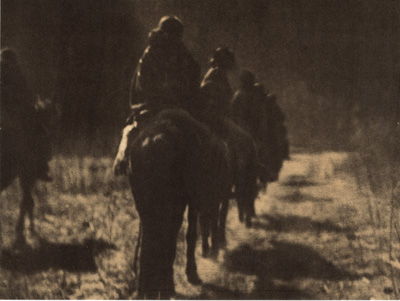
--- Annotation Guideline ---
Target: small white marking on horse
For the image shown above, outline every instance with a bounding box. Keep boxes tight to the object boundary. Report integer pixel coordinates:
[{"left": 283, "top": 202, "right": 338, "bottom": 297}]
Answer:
[
  {"left": 152, "top": 134, "right": 163, "bottom": 142},
  {"left": 142, "top": 137, "right": 151, "bottom": 148}
]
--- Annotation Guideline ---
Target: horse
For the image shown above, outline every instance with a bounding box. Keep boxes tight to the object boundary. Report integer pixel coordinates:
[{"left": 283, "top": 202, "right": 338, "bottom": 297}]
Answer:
[
  {"left": 127, "top": 109, "right": 257, "bottom": 298},
  {"left": 0, "top": 96, "right": 58, "bottom": 246},
  {"left": 197, "top": 119, "right": 259, "bottom": 256}
]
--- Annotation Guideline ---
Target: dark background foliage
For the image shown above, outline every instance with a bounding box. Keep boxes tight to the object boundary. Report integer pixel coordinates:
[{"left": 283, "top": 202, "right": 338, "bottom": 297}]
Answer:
[{"left": 1, "top": 0, "right": 399, "bottom": 150}]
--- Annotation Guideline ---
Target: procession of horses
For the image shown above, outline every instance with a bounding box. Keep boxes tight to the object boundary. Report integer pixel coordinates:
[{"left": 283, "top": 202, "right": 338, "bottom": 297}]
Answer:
[{"left": 0, "top": 16, "right": 289, "bottom": 299}]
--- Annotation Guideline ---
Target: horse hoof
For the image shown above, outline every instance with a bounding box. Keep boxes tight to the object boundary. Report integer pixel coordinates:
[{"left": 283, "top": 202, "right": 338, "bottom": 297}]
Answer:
[
  {"left": 202, "top": 245, "right": 210, "bottom": 258},
  {"left": 160, "top": 291, "right": 176, "bottom": 300},
  {"left": 245, "top": 218, "right": 252, "bottom": 228},
  {"left": 219, "top": 238, "right": 227, "bottom": 249},
  {"left": 202, "top": 249, "right": 210, "bottom": 258},
  {"left": 13, "top": 236, "right": 27, "bottom": 250},
  {"left": 187, "top": 272, "right": 202, "bottom": 285},
  {"left": 210, "top": 249, "right": 219, "bottom": 261}
]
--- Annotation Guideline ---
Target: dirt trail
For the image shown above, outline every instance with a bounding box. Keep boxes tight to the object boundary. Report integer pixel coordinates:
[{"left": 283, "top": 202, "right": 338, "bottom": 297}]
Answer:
[
  {"left": 177, "top": 151, "right": 397, "bottom": 299},
  {"left": 0, "top": 151, "right": 397, "bottom": 299}
]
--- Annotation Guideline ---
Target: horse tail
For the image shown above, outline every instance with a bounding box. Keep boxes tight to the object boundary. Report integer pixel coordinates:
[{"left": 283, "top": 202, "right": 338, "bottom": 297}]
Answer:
[{"left": 133, "top": 221, "right": 142, "bottom": 277}]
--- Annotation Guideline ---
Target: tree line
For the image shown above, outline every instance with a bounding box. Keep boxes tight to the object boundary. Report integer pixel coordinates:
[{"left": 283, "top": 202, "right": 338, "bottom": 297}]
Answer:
[{"left": 2, "top": 0, "right": 399, "bottom": 149}]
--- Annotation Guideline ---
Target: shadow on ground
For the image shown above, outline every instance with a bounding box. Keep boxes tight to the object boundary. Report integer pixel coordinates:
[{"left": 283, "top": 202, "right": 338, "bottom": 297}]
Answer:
[
  {"left": 278, "top": 191, "right": 334, "bottom": 203},
  {"left": 280, "top": 175, "right": 322, "bottom": 187},
  {"left": 223, "top": 241, "right": 358, "bottom": 299},
  {"left": 194, "top": 282, "right": 313, "bottom": 300},
  {"left": 176, "top": 283, "right": 250, "bottom": 300},
  {"left": 0, "top": 237, "right": 116, "bottom": 273},
  {"left": 252, "top": 214, "right": 354, "bottom": 236}
]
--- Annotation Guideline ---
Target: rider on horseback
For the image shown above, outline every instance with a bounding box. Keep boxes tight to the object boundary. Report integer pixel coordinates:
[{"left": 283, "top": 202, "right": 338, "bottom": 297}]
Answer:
[
  {"left": 113, "top": 16, "right": 201, "bottom": 175},
  {"left": 200, "top": 48, "right": 260, "bottom": 209},
  {"left": 1, "top": 48, "right": 52, "bottom": 182},
  {"left": 231, "top": 70, "right": 260, "bottom": 137},
  {"left": 201, "top": 47, "right": 235, "bottom": 118},
  {"left": 254, "top": 84, "right": 290, "bottom": 183}
]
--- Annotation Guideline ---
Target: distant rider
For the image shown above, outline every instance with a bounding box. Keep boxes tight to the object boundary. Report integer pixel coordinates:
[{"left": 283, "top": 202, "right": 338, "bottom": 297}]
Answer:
[
  {"left": 0, "top": 48, "right": 52, "bottom": 181},
  {"left": 200, "top": 48, "right": 260, "bottom": 206},
  {"left": 231, "top": 70, "right": 259, "bottom": 137},
  {"left": 253, "top": 83, "right": 289, "bottom": 183}
]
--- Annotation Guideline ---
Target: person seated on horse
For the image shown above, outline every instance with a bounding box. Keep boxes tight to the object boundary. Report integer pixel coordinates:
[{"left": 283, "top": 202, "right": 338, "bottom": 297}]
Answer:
[
  {"left": 254, "top": 84, "right": 289, "bottom": 159},
  {"left": 201, "top": 47, "right": 259, "bottom": 138},
  {"left": 113, "top": 16, "right": 201, "bottom": 176},
  {"left": 198, "top": 47, "right": 242, "bottom": 139},
  {"left": 200, "top": 48, "right": 262, "bottom": 189},
  {"left": 231, "top": 70, "right": 261, "bottom": 137},
  {"left": 253, "top": 83, "right": 289, "bottom": 183},
  {"left": 200, "top": 47, "right": 235, "bottom": 119},
  {"left": 0, "top": 48, "right": 52, "bottom": 182}
]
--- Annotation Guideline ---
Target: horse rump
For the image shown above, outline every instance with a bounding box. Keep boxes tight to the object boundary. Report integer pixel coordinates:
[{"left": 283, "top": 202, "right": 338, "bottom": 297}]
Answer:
[{"left": 127, "top": 109, "right": 224, "bottom": 298}]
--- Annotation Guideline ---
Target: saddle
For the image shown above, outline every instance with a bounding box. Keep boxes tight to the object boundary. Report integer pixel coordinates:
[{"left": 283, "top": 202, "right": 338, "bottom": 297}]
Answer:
[{"left": 114, "top": 105, "right": 211, "bottom": 176}]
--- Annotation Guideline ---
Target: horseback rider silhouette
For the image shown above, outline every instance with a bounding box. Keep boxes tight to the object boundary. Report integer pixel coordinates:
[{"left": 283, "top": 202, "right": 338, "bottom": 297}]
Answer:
[
  {"left": 113, "top": 21, "right": 260, "bottom": 203},
  {"left": 113, "top": 16, "right": 201, "bottom": 175},
  {"left": 253, "top": 83, "right": 289, "bottom": 183},
  {"left": 231, "top": 70, "right": 260, "bottom": 136},
  {"left": 1, "top": 48, "right": 52, "bottom": 182},
  {"left": 200, "top": 48, "right": 260, "bottom": 218}
]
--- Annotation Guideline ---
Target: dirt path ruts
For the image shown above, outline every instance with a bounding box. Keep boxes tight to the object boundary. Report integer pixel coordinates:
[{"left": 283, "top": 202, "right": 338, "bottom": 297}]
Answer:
[
  {"left": 177, "top": 151, "right": 397, "bottom": 299},
  {"left": 1, "top": 152, "right": 397, "bottom": 299}
]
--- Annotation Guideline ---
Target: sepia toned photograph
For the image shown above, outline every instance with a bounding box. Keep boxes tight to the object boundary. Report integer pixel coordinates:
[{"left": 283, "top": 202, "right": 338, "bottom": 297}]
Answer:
[{"left": 1, "top": 0, "right": 399, "bottom": 299}]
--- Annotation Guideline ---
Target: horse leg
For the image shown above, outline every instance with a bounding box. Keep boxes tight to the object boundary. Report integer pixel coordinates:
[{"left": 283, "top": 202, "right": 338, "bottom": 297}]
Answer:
[
  {"left": 137, "top": 203, "right": 185, "bottom": 299},
  {"left": 236, "top": 184, "right": 256, "bottom": 228},
  {"left": 246, "top": 174, "right": 258, "bottom": 228},
  {"left": 218, "top": 198, "right": 229, "bottom": 248},
  {"left": 15, "top": 180, "right": 28, "bottom": 245},
  {"left": 133, "top": 221, "right": 142, "bottom": 290},
  {"left": 200, "top": 212, "right": 210, "bottom": 258},
  {"left": 16, "top": 176, "right": 35, "bottom": 245},
  {"left": 186, "top": 205, "right": 202, "bottom": 284},
  {"left": 137, "top": 220, "right": 163, "bottom": 299},
  {"left": 209, "top": 208, "right": 220, "bottom": 260},
  {"left": 237, "top": 195, "right": 245, "bottom": 224},
  {"left": 0, "top": 194, "right": 3, "bottom": 247},
  {"left": 15, "top": 208, "right": 26, "bottom": 245},
  {"left": 161, "top": 206, "right": 186, "bottom": 299},
  {"left": 245, "top": 195, "right": 254, "bottom": 228},
  {"left": 0, "top": 207, "right": 3, "bottom": 248},
  {"left": 23, "top": 176, "right": 36, "bottom": 236},
  {"left": 26, "top": 184, "right": 36, "bottom": 236},
  {"left": 245, "top": 210, "right": 253, "bottom": 228}
]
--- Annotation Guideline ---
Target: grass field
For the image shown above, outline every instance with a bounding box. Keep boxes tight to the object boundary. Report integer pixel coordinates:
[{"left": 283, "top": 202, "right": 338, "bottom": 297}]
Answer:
[{"left": 1, "top": 144, "right": 399, "bottom": 299}]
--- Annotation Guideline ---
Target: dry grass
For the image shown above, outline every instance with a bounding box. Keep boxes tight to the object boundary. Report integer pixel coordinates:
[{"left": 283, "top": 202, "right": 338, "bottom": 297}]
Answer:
[
  {"left": 351, "top": 116, "right": 400, "bottom": 298},
  {"left": 0, "top": 154, "right": 139, "bottom": 299},
  {"left": 0, "top": 129, "right": 399, "bottom": 299}
]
